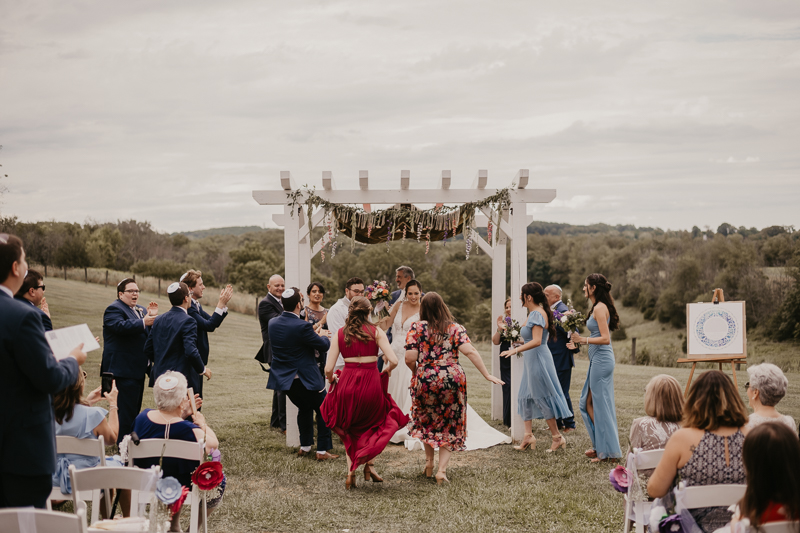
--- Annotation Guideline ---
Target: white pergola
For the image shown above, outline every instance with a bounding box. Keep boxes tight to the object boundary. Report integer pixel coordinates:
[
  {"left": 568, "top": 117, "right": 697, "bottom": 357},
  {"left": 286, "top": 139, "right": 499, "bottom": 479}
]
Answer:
[{"left": 253, "top": 170, "right": 556, "bottom": 444}]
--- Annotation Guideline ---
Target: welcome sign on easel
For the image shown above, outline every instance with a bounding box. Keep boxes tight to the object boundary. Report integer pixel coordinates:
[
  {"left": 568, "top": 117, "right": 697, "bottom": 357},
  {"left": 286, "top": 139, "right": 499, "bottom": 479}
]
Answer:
[{"left": 678, "top": 289, "right": 747, "bottom": 395}]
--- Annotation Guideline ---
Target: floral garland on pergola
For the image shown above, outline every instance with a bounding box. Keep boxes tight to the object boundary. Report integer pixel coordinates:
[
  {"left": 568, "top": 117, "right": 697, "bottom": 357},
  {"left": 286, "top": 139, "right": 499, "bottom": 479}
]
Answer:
[{"left": 286, "top": 185, "right": 514, "bottom": 259}]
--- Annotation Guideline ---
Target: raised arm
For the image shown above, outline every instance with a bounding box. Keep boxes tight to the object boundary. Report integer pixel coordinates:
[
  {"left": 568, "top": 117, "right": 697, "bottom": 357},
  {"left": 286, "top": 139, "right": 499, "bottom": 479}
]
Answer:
[
  {"left": 459, "top": 343, "right": 504, "bottom": 385},
  {"left": 491, "top": 315, "right": 506, "bottom": 346},
  {"left": 188, "top": 303, "right": 225, "bottom": 332}
]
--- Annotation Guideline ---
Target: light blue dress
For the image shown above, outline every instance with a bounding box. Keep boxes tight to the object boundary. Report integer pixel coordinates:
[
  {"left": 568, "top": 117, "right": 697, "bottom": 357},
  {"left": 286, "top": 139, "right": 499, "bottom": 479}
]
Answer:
[
  {"left": 518, "top": 310, "right": 573, "bottom": 421},
  {"left": 579, "top": 315, "right": 622, "bottom": 460},
  {"left": 53, "top": 404, "right": 122, "bottom": 494}
]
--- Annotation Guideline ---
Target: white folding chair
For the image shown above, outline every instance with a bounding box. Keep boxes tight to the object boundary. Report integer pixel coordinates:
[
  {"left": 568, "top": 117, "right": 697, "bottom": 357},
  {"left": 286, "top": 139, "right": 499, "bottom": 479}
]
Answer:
[
  {"left": 47, "top": 435, "right": 110, "bottom": 515},
  {"left": 760, "top": 521, "right": 800, "bottom": 533},
  {"left": 69, "top": 465, "right": 159, "bottom": 528},
  {"left": 126, "top": 438, "right": 208, "bottom": 533},
  {"left": 623, "top": 447, "right": 664, "bottom": 533},
  {"left": 0, "top": 507, "right": 87, "bottom": 533}
]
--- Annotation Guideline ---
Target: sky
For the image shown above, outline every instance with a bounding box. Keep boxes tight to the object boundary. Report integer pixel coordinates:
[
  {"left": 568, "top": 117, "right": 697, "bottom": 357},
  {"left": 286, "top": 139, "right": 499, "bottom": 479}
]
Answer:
[{"left": 1, "top": 0, "right": 799, "bottom": 234}]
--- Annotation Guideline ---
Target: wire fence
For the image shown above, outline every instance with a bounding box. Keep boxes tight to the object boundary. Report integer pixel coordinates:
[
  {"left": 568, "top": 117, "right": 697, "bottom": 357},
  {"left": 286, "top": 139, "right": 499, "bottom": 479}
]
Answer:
[{"left": 33, "top": 264, "right": 261, "bottom": 318}]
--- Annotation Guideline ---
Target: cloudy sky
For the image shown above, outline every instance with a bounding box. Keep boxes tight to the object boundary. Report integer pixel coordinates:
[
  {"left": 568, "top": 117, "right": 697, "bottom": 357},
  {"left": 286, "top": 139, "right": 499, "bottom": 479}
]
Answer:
[{"left": 1, "top": 0, "right": 798, "bottom": 233}]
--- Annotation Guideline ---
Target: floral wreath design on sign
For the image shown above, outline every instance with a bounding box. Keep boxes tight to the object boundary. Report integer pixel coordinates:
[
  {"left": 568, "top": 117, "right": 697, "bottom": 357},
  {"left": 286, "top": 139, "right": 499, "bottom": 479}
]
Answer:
[{"left": 694, "top": 309, "right": 738, "bottom": 349}]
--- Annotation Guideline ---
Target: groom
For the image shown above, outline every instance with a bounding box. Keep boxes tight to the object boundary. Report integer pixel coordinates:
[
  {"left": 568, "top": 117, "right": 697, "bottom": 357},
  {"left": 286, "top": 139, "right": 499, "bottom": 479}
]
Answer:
[{"left": 544, "top": 284, "right": 580, "bottom": 433}]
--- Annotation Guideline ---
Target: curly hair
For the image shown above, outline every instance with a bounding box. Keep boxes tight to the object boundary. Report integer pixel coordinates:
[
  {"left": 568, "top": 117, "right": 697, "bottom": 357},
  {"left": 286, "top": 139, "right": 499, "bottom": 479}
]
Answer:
[{"left": 342, "top": 296, "right": 377, "bottom": 346}]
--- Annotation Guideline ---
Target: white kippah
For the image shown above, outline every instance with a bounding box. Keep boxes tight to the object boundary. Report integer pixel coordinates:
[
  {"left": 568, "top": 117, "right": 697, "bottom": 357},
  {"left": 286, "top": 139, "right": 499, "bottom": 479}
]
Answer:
[
  {"left": 167, "top": 282, "right": 182, "bottom": 294},
  {"left": 282, "top": 288, "right": 295, "bottom": 298},
  {"left": 159, "top": 375, "right": 179, "bottom": 390},
  {"left": 180, "top": 272, "right": 188, "bottom": 282}
]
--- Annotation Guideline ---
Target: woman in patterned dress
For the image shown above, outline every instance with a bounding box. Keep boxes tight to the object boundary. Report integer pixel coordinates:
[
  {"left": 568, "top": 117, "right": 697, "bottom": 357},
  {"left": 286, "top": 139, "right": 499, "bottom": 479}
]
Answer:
[
  {"left": 404, "top": 292, "right": 504, "bottom": 485},
  {"left": 648, "top": 370, "right": 750, "bottom": 532}
]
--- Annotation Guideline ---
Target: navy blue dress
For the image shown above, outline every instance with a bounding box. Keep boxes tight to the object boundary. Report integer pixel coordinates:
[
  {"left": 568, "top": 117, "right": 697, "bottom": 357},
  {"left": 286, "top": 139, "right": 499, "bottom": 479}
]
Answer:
[{"left": 132, "top": 409, "right": 200, "bottom": 487}]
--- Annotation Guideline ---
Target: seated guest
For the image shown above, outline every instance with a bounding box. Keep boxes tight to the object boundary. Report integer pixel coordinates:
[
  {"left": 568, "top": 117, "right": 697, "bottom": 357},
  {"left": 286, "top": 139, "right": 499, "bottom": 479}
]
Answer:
[
  {"left": 648, "top": 370, "right": 749, "bottom": 533},
  {"left": 745, "top": 363, "right": 796, "bottom": 432},
  {"left": 14, "top": 269, "right": 52, "bottom": 331},
  {"left": 52, "top": 371, "right": 121, "bottom": 495},
  {"left": 133, "top": 372, "right": 219, "bottom": 533},
  {"left": 627, "top": 374, "right": 683, "bottom": 479},
  {"left": 726, "top": 422, "right": 800, "bottom": 532}
]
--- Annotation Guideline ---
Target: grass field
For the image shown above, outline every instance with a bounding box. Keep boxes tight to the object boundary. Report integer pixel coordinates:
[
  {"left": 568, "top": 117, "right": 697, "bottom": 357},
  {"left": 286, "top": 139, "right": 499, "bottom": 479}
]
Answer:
[{"left": 42, "top": 276, "right": 800, "bottom": 532}]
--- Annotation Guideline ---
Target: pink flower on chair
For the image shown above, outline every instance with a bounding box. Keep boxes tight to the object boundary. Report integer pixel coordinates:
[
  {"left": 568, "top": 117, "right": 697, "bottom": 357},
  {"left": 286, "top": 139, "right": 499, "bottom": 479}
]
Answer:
[{"left": 609, "top": 465, "right": 630, "bottom": 493}]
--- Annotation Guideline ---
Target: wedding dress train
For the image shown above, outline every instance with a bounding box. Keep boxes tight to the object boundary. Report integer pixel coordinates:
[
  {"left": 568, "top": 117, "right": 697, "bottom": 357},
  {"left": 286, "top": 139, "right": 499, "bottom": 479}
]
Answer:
[{"left": 386, "top": 302, "right": 511, "bottom": 450}]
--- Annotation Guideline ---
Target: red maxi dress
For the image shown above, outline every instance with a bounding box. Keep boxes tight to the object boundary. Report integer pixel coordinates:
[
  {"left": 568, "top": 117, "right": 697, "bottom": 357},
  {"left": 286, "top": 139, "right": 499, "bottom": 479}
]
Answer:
[{"left": 321, "top": 325, "right": 409, "bottom": 471}]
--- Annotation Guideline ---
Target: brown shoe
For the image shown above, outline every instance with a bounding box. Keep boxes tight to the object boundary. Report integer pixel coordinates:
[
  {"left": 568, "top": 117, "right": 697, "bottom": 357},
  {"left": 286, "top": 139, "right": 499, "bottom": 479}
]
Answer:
[
  {"left": 562, "top": 427, "right": 576, "bottom": 434},
  {"left": 316, "top": 452, "right": 340, "bottom": 461},
  {"left": 297, "top": 449, "right": 309, "bottom": 457}
]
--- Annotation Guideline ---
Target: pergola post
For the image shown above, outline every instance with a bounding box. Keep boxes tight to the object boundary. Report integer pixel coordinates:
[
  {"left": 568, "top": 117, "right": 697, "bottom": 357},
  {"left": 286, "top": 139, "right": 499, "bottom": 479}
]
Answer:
[
  {"left": 509, "top": 197, "right": 527, "bottom": 442},
  {"left": 489, "top": 210, "right": 507, "bottom": 421}
]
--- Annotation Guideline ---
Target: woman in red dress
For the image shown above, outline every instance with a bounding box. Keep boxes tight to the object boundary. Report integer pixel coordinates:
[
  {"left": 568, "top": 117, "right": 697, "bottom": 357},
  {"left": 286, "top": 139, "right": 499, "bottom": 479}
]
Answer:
[{"left": 321, "top": 296, "right": 408, "bottom": 490}]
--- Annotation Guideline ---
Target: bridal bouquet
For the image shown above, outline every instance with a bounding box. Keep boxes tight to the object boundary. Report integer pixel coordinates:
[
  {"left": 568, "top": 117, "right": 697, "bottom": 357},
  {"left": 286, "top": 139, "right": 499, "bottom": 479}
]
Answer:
[
  {"left": 555, "top": 300, "right": 586, "bottom": 339},
  {"left": 499, "top": 316, "right": 522, "bottom": 346},
  {"left": 365, "top": 280, "right": 392, "bottom": 318}
]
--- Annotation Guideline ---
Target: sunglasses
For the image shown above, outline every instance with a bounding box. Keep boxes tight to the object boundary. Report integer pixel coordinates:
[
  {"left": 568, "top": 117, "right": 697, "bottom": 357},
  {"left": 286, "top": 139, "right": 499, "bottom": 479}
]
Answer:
[
  {"left": 36, "top": 285, "right": 46, "bottom": 291},
  {"left": 744, "top": 382, "right": 750, "bottom": 390}
]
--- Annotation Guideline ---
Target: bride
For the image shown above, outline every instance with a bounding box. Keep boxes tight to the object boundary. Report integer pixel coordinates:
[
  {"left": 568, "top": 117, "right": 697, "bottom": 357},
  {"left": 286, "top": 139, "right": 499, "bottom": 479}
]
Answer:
[
  {"left": 382, "top": 280, "right": 421, "bottom": 442},
  {"left": 381, "top": 281, "right": 511, "bottom": 451}
]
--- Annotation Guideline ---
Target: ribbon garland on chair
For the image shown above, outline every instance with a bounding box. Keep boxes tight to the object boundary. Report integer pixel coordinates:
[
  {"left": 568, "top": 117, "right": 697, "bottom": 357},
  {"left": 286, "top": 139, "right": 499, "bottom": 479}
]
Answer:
[{"left": 287, "top": 184, "right": 514, "bottom": 257}]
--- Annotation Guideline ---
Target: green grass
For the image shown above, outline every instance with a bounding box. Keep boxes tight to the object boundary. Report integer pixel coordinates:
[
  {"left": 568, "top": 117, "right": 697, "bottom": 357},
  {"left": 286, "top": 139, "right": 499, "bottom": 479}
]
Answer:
[{"left": 42, "top": 277, "right": 800, "bottom": 532}]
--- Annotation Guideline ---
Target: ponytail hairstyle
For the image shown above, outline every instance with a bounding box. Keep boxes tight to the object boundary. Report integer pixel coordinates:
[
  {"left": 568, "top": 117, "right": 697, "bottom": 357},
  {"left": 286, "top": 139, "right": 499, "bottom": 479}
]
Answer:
[
  {"left": 419, "top": 292, "right": 454, "bottom": 343},
  {"left": 521, "top": 282, "right": 556, "bottom": 340},
  {"left": 586, "top": 273, "right": 620, "bottom": 331},
  {"left": 342, "top": 296, "right": 376, "bottom": 346}
]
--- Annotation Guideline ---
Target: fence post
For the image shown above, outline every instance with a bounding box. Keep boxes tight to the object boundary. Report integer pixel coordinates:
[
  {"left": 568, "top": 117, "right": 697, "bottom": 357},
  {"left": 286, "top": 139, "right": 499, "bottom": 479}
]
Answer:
[
  {"left": 158, "top": 279, "right": 161, "bottom": 297},
  {"left": 64, "top": 266, "right": 67, "bottom": 281},
  {"left": 631, "top": 337, "right": 637, "bottom": 365},
  {"left": 105, "top": 271, "right": 108, "bottom": 287},
  {"left": 255, "top": 295, "right": 259, "bottom": 318},
  {"left": 84, "top": 267, "right": 88, "bottom": 283},
  {"left": 44, "top": 265, "right": 48, "bottom": 277},
  {"left": 133, "top": 274, "right": 136, "bottom": 282}
]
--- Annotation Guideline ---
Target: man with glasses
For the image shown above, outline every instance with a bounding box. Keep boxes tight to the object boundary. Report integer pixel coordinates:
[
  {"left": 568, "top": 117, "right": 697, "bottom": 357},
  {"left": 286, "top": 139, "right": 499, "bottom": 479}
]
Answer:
[
  {"left": 325, "top": 277, "right": 364, "bottom": 373},
  {"left": 14, "top": 269, "right": 52, "bottom": 331},
  {"left": 0, "top": 233, "right": 86, "bottom": 508},
  {"left": 101, "top": 278, "right": 158, "bottom": 444}
]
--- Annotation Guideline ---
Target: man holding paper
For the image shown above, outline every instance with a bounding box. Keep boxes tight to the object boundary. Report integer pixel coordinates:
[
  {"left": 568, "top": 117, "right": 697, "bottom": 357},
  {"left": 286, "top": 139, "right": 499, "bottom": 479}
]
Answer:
[
  {"left": 0, "top": 233, "right": 86, "bottom": 509},
  {"left": 101, "top": 277, "right": 158, "bottom": 444}
]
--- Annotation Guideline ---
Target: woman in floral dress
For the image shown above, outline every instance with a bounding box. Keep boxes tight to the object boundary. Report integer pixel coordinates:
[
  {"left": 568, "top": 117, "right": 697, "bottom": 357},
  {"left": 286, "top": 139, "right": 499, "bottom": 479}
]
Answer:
[{"left": 404, "top": 292, "right": 504, "bottom": 485}]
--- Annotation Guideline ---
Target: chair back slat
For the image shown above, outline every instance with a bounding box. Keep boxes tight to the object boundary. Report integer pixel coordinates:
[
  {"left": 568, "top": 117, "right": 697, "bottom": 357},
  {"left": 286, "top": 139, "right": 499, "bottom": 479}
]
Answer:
[
  {"left": 0, "top": 508, "right": 87, "bottom": 533},
  {"left": 633, "top": 448, "right": 663, "bottom": 470},
  {"left": 70, "top": 465, "right": 159, "bottom": 493},
  {"left": 679, "top": 483, "right": 746, "bottom": 509},
  {"left": 761, "top": 521, "right": 800, "bottom": 533},
  {"left": 127, "top": 438, "right": 205, "bottom": 464},
  {"left": 56, "top": 435, "right": 106, "bottom": 459}
]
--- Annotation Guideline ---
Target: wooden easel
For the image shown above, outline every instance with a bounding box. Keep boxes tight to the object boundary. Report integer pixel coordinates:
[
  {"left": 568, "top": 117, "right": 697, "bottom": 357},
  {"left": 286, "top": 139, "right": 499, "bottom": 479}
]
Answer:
[{"left": 678, "top": 289, "right": 747, "bottom": 396}]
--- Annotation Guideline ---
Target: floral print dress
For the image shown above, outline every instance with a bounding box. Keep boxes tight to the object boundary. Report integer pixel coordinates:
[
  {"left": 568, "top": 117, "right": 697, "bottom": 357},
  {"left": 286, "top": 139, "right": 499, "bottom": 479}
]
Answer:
[{"left": 405, "top": 321, "right": 470, "bottom": 451}]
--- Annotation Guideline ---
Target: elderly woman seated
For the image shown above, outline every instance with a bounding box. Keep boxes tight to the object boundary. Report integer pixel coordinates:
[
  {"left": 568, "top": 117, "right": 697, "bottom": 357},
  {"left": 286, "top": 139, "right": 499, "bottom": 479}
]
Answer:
[
  {"left": 648, "top": 370, "right": 750, "bottom": 533},
  {"left": 745, "top": 363, "right": 796, "bottom": 432},
  {"left": 52, "top": 370, "right": 122, "bottom": 497},
  {"left": 626, "top": 374, "right": 683, "bottom": 481},
  {"left": 132, "top": 372, "right": 220, "bottom": 532}
]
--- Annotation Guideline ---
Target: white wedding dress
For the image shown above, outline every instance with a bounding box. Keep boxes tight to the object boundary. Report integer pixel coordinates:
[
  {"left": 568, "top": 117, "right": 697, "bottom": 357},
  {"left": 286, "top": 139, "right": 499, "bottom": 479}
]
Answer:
[{"left": 387, "top": 302, "right": 512, "bottom": 450}]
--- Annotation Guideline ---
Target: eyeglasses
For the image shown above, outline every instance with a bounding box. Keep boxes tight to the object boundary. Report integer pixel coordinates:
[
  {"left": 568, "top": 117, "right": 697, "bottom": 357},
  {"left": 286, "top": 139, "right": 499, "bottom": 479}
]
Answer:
[
  {"left": 36, "top": 285, "right": 46, "bottom": 291},
  {"left": 349, "top": 289, "right": 364, "bottom": 295},
  {"left": 124, "top": 290, "right": 140, "bottom": 294},
  {"left": 744, "top": 382, "right": 750, "bottom": 390}
]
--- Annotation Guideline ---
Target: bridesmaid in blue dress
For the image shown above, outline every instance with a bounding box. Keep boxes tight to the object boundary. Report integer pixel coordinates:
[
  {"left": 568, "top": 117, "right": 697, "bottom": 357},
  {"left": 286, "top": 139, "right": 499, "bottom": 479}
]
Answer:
[
  {"left": 501, "top": 282, "right": 573, "bottom": 453},
  {"left": 571, "top": 273, "right": 622, "bottom": 463}
]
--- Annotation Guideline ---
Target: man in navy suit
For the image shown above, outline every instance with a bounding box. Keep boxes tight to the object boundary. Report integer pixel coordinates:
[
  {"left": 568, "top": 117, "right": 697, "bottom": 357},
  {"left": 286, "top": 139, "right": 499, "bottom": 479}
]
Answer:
[
  {"left": 101, "top": 277, "right": 157, "bottom": 443},
  {"left": 182, "top": 270, "right": 233, "bottom": 399},
  {"left": 0, "top": 234, "right": 86, "bottom": 508},
  {"left": 266, "top": 287, "right": 338, "bottom": 460},
  {"left": 145, "top": 282, "right": 211, "bottom": 395},
  {"left": 545, "top": 285, "right": 580, "bottom": 433},
  {"left": 257, "top": 274, "right": 286, "bottom": 431},
  {"left": 14, "top": 269, "right": 52, "bottom": 331}
]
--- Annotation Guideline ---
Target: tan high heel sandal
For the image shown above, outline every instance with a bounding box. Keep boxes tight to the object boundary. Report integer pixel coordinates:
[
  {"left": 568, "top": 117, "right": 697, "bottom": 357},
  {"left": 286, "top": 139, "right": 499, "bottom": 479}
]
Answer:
[
  {"left": 345, "top": 472, "right": 357, "bottom": 490},
  {"left": 364, "top": 463, "right": 383, "bottom": 483},
  {"left": 545, "top": 434, "right": 566, "bottom": 453},
  {"left": 423, "top": 464, "right": 433, "bottom": 478},
  {"left": 514, "top": 433, "right": 537, "bottom": 451}
]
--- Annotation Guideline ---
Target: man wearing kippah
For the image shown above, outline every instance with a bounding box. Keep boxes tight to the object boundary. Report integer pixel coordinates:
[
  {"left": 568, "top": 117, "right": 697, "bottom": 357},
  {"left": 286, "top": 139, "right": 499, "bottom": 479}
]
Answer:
[
  {"left": 267, "top": 287, "right": 338, "bottom": 461},
  {"left": 145, "top": 282, "right": 211, "bottom": 399}
]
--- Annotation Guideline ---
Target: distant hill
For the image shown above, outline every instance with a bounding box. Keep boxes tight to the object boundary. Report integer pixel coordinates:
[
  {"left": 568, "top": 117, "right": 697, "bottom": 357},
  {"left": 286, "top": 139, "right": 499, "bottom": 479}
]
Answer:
[
  {"left": 174, "top": 226, "right": 268, "bottom": 239},
  {"left": 527, "top": 221, "right": 661, "bottom": 236}
]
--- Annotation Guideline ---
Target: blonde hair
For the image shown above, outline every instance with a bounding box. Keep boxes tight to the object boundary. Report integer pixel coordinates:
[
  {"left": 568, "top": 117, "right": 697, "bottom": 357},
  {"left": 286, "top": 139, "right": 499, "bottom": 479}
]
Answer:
[
  {"left": 644, "top": 374, "right": 684, "bottom": 423},
  {"left": 182, "top": 269, "right": 202, "bottom": 289}
]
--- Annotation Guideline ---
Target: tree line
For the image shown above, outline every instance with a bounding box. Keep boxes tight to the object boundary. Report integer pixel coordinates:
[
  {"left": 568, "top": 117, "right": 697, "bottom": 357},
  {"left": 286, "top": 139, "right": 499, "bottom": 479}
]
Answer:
[{"left": 1, "top": 215, "right": 797, "bottom": 341}]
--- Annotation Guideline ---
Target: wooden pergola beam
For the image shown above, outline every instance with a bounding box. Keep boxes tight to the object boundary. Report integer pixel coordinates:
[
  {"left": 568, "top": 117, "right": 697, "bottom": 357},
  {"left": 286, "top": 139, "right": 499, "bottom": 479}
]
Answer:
[{"left": 253, "top": 188, "right": 555, "bottom": 205}]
